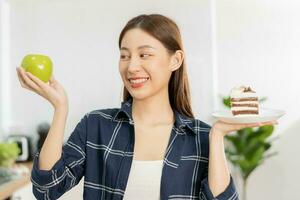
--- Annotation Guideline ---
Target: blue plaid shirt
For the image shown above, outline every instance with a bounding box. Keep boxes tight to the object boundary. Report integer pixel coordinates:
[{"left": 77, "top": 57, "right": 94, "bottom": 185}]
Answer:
[{"left": 31, "top": 98, "right": 239, "bottom": 200}]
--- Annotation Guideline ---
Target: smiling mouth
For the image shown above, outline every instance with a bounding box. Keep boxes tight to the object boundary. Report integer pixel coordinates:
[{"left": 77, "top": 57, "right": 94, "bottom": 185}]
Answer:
[
  {"left": 128, "top": 77, "right": 149, "bottom": 84},
  {"left": 128, "top": 77, "right": 149, "bottom": 88}
]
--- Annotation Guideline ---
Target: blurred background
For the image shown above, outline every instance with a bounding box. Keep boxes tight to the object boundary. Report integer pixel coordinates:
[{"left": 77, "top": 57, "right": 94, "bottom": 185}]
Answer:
[{"left": 0, "top": 0, "right": 299, "bottom": 199}]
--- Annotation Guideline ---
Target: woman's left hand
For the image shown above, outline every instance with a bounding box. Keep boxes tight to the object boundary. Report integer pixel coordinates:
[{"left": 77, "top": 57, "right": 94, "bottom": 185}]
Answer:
[{"left": 210, "top": 120, "right": 278, "bottom": 138}]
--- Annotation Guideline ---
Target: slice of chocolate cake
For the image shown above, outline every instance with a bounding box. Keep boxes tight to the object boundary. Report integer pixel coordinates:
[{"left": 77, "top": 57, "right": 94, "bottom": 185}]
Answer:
[{"left": 230, "top": 86, "right": 259, "bottom": 116}]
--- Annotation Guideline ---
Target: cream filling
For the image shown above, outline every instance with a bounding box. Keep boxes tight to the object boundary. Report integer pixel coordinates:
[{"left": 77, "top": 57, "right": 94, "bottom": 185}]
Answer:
[
  {"left": 231, "top": 107, "right": 259, "bottom": 111},
  {"left": 230, "top": 93, "right": 258, "bottom": 98},
  {"left": 231, "top": 101, "right": 258, "bottom": 104}
]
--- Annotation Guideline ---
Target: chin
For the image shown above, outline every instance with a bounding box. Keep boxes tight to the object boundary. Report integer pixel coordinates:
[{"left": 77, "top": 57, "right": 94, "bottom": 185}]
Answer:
[
  {"left": 128, "top": 89, "right": 153, "bottom": 101},
  {"left": 130, "top": 93, "right": 149, "bottom": 101}
]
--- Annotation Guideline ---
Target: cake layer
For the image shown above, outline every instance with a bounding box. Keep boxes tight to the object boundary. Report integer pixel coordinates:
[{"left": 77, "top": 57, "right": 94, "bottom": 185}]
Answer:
[
  {"left": 232, "top": 110, "right": 259, "bottom": 115},
  {"left": 230, "top": 93, "right": 259, "bottom": 98},
  {"left": 230, "top": 101, "right": 258, "bottom": 105},
  {"left": 230, "top": 97, "right": 258, "bottom": 102},
  {"left": 231, "top": 103, "right": 258, "bottom": 108},
  {"left": 231, "top": 107, "right": 259, "bottom": 111}
]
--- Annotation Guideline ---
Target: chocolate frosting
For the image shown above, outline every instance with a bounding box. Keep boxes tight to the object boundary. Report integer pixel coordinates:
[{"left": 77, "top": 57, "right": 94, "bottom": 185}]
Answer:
[{"left": 243, "top": 86, "right": 255, "bottom": 93}]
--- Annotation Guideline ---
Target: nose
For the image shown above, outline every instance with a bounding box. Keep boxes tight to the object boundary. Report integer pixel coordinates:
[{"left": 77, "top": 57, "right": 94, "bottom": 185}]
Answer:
[{"left": 127, "top": 56, "right": 141, "bottom": 73}]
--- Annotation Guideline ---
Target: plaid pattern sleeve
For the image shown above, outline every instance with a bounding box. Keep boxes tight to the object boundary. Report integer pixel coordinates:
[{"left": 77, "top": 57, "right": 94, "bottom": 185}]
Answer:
[
  {"left": 30, "top": 114, "right": 88, "bottom": 200},
  {"left": 198, "top": 123, "right": 239, "bottom": 200},
  {"left": 200, "top": 175, "right": 239, "bottom": 200}
]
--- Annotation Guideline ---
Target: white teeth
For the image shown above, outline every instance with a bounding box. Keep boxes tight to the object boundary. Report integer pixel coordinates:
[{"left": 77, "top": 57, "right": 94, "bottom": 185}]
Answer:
[{"left": 130, "top": 78, "right": 148, "bottom": 84}]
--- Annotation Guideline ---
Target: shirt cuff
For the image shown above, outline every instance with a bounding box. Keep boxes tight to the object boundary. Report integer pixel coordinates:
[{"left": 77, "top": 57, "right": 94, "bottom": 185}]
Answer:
[
  {"left": 200, "top": 175, "right": 239, "bottom": 200},
  {"left": 30, "top": 151, "right": 65, "bottom": 188}
]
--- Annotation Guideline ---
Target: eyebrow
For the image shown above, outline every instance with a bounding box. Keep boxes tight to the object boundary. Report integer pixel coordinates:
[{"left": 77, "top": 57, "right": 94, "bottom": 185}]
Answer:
[{"left": 120, "top": 45, "right": 156, "bottom": 51}]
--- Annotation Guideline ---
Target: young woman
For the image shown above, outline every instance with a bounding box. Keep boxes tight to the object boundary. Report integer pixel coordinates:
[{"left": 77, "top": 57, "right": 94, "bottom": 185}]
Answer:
[{"left": 17, "top": 14, "right": 277, "bottom": 200}]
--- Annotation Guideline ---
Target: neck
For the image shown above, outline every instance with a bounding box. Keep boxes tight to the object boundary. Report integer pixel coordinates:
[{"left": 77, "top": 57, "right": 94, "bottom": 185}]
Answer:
[{"left": 132, "top": 92, "right": 174, "bottom": 126}]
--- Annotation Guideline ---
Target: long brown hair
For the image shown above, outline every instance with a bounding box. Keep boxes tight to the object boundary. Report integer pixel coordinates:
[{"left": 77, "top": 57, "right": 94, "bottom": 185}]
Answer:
[{"left": 118, "top": 14, "right": 194, "bottom": 118}]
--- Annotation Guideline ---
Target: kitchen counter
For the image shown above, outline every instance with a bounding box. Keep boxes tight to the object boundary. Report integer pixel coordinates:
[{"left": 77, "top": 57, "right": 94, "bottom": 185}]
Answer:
[{"left": 0, "top": 161, "right": 33, "bottom": 199}]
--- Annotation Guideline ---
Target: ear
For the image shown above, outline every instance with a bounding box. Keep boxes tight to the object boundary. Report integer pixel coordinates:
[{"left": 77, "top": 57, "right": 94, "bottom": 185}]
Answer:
[{"left": 170, "top": 50, "right": 184, "bottom": 72}]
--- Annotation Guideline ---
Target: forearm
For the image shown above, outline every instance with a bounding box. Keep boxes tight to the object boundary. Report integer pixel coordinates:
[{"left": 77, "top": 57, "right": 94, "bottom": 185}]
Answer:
[
  {"left": 38, "top": 107, "right": 68, "bottom": 170},
  {"left": 208, "top": 129, "right": 231, "bottom": 197}
]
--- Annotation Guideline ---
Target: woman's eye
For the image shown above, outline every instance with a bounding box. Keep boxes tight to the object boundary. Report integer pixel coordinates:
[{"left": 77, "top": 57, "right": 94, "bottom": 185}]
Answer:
[
  {"left": 120, "top": 55, "right": 129, "bottom": 60},
  {"left": 140, "top": 54, "right": 151, "bottom": 58},
  {"left": 120, "top": 54, "right": 151, "bottom": 60}
]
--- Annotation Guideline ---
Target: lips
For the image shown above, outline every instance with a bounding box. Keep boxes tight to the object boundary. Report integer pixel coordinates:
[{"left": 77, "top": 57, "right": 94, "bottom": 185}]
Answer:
[
  {"left": 128, "top": 77, "right": 149, "bottom": 88},
  {"left": 128, "top": 77, "right": 149, "bottom": 80}
]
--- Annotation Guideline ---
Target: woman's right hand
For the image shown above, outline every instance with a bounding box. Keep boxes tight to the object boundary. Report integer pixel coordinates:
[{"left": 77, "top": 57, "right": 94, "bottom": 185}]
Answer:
[{"left": 16, "top": 66, "right": 69, "bottom": 111}]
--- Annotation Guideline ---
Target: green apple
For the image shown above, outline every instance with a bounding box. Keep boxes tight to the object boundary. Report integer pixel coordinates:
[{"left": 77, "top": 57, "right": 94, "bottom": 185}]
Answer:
[{"left": 21, "top": 54, "right": 53, "bottom": 83}]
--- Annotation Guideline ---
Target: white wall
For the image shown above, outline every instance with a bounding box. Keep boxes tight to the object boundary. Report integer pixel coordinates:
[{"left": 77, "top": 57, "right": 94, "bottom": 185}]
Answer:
[
  {"left": 216, "top": 0, "right": 300, "bottom": 199},
  {"left": 0, "top": 0, "right": 12, "bottom": 141}
]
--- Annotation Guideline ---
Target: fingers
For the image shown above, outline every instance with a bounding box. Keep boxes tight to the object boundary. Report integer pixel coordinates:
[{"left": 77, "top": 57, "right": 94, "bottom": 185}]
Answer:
[
  {"left": 19, "top": 67, "right": 41, "bottom": 91},
  {"left": 16, "top": 67, "right": 27, "bottom": 87},
  {"left": 216, "top": 119, "right": 278, "bottom": 133},
  {"left": 220, "top": 120, "right": 278, "bottom": 127},
  {"left": 246, "top": 120, "right": 278, "bottom": 127},
  {"left": 236, "top": 120, "right": 278, "bottom": 132},
  {"left": 49, "top": 75, "right": 56, "bottom": 83},
  {"left": 234, "top": 123, "right": 256, "bottom": 130},
  {"left": 16, "top": 67, "right": 36, "bottom": 92},
  {"left": 17, "top": 67, "right": 44, "bottom": 95},
  {"left": 49, "top": 75, "right": 58, "bottom": 87},
  {"left": 219, "top": 120, "right": 256, "bottom": 128},
  {"left": 25, "top": 71, "right": 47, "bottom": 89},
  {"left": 262, "top": 120, "right": 278, "bottom": 125}
]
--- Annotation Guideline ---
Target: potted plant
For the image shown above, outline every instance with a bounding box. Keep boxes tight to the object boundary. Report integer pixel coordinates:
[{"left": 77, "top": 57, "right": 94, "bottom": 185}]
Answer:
[
  {"left": 222, "top": 96, "right": 278, "bottom": 200},
  {"left": 0, "top": 142, "right": 21, "bottom": 168}
]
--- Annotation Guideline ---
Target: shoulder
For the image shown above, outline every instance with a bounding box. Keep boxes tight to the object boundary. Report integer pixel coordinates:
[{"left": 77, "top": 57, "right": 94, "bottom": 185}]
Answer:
[
  {"left": 193, "top": 118, "right": 212, "bottom": 130},
  {"left": 84, "top": 108, "right": 120, "bottom": 122},
  {"left": 183, "top": 117, "right": 212, "bottom": 142},
  {"left": 190, "top": 118, "right": 212, "bottom": 135},
  {"left": 191, "top": 118, "right": 212, "bottom": 155},
  {"left": 78, "top": 108, "right": 121, "bottom": 137}
]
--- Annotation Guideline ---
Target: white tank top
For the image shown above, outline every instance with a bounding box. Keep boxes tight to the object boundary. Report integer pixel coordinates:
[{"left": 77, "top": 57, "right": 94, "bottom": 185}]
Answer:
[{"left": 123, "top": 159, "right": 164, "bottom": 200}]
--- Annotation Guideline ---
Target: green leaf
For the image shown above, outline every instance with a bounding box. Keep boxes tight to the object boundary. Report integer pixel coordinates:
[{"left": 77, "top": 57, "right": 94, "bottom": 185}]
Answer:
[
  {"left": 245, "top": 146, "right": 265, "bottom": 179},
  {"left": 222, "top": 96, "right": 231, "bottom": 108},
  {"left": 264, "top": 142, "right": 271, "bottom": 151},
  {"left": 226, "top": 134, "right": 243, "bottom": 154},
  {"left": 247, "top": 125, "right": 274, "bottom": 147},
  {"left": 244, "top": 141, "right": 263, "bottom": 159}
]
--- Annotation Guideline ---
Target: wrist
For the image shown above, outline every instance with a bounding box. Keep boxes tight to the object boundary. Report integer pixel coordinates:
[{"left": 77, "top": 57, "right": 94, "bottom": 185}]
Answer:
[
  {"left": 54, "top": 106, "right": 68, "bottom": 115},
  {"left": 209, "top": 128, "right": 225, "bottom": 140}
]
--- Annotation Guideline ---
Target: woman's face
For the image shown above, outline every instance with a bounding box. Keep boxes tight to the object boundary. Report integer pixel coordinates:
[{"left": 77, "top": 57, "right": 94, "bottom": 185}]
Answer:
[{"left": 119, "top": 28, "right": 182, "bottom": 100}]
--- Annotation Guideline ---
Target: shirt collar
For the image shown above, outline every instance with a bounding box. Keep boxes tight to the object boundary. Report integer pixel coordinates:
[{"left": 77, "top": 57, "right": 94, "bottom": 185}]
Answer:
[{"left": 112, "top": 98, "right": 197, "bottom": 135}]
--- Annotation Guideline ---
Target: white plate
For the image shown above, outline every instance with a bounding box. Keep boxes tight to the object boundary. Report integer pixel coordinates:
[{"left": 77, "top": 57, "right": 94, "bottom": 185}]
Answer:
[{"left": 212, "top": 108, "right": 285, "bottom": 124}]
